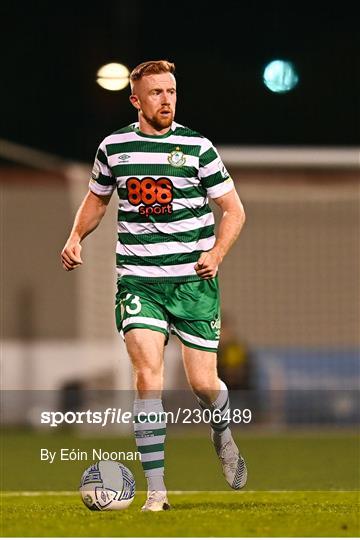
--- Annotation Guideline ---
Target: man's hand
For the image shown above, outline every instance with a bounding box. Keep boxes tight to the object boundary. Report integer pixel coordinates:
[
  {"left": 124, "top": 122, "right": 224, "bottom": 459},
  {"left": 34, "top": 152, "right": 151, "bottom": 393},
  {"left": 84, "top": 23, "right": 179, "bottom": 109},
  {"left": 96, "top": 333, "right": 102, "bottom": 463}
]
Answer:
[
  {"left": 194, "top": 249, "right": 222, "bottom": 279},
  {"left": 60, "top": 190, "right": 111, "bottom": 272},
  {"left": 61, "top": 239, "right": 83, "bottom": 271}
]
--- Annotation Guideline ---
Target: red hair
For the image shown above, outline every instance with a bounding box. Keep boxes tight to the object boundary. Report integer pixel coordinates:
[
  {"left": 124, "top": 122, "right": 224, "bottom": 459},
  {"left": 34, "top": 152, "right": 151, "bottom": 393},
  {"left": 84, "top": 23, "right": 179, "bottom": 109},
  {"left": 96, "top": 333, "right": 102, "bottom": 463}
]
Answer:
[{"left": 130, "top": 60, "right": 175, "bottom": 88}]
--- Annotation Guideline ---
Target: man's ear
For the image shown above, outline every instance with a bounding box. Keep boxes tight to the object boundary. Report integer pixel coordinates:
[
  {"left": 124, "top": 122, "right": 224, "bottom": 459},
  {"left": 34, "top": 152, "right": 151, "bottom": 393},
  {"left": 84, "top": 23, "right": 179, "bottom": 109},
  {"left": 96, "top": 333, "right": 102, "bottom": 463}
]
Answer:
[{"left": 129, "top": 94, "right": 140, "bottom": 110}]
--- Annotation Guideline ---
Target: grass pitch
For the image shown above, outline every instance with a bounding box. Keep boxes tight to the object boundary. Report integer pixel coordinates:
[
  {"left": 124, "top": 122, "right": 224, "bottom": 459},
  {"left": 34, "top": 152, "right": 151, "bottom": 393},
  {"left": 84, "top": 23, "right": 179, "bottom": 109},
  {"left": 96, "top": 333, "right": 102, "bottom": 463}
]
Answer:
[
  {"left": 1, "top": 430, "right": 359, "bottom": 536},
  {"left": 1, "top": 430, "right": 358, "bottom": 491},
  {"left": 1, "top": 491, "right": 359, "bottom": 537}
]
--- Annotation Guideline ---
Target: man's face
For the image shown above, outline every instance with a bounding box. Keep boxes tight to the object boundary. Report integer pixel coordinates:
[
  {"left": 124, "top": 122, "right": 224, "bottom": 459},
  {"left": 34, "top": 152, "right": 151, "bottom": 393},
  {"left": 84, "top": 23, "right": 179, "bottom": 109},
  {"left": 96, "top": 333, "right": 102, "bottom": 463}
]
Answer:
[{"left": 130, "top": 72, "right": 177, "bottom": 131}]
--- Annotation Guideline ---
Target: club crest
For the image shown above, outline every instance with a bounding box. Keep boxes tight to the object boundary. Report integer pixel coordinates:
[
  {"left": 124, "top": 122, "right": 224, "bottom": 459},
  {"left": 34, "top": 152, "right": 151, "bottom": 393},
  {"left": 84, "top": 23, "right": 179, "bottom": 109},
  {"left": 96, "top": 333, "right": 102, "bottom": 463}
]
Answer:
[{"left": 168, "top": 147, "right": 186, "bottom": 167}]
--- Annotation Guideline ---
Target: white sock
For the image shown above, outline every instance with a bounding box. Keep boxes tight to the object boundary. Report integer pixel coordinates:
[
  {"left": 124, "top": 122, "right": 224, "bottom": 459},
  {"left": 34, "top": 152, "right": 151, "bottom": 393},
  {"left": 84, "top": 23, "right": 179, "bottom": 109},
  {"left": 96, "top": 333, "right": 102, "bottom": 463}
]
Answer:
[
  {"left": 133, "top": 398, "right": 167, "bottom": 492},
  {"left": 147, "top": 475, "right": 166, "bottom": 492},
  {"left": 210, "top": 380, "right": 233, "bottom": 446}
]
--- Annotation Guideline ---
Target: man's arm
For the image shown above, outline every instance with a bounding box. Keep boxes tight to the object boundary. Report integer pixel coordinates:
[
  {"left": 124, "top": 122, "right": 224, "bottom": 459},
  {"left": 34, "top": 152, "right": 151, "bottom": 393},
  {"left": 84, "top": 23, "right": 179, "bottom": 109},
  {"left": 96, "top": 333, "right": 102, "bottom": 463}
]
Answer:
[
  {"left": 194, "top": 188, "right": 245, "bottom": 279},
  {"left": 61, "top": 190, "right": 112, "bottom": 271}
]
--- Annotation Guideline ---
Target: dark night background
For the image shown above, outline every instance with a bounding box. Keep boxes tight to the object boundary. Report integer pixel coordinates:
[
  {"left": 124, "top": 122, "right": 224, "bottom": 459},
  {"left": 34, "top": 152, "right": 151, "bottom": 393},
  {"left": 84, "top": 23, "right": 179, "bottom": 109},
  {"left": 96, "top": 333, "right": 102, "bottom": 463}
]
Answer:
[{"left": 1, "top": 1, "right": 359, "bottom": 162}]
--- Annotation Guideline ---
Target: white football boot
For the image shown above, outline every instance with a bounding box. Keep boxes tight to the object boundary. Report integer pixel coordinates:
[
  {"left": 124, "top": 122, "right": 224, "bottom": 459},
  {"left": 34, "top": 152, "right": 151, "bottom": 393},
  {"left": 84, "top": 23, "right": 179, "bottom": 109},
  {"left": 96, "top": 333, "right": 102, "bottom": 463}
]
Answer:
[
  {"left": 141, "top": 490, "right": 171, "bottom": 512},
  {"left": 212, "top": 433, "right": 248, "bottom": 489}
]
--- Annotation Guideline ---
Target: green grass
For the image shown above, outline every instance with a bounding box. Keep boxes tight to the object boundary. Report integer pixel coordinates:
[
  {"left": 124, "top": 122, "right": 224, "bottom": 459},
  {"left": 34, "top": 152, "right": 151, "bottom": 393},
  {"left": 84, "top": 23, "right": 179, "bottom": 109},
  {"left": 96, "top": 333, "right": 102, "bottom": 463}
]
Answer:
[
  {"left": 1, "top": 491, "right": 359, "bottom": 537},
  {"left": 1, "top": 430, "right": 359, "bottom": 536},
  {"left": 1, "top": 430, "right": 359, "bottom": 491}
]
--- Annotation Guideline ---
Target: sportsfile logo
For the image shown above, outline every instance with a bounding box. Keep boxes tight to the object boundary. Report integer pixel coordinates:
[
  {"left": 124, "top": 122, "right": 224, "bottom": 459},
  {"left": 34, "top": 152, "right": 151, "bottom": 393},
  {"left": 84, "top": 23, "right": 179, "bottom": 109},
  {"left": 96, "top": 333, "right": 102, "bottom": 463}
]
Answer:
[
  {"left": 126, "top": 176, "right": 174, "bottom": 218},
  {"left": 40, "top": 407, "right": 252, "bottom": 427}
]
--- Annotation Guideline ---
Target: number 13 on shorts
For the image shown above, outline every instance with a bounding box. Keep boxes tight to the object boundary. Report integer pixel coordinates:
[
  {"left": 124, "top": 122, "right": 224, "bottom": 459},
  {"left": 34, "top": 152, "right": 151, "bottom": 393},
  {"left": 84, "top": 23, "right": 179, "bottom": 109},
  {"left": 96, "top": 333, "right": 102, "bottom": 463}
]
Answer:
[
  {"left": 116, "top": 293, "right": 143, "bottom": 336},
  {"left": 122, "top": 294, "right": 142, "bottom": 316},
  {"left": 115, "top": 285, "right": 170, "bottom": 339}
]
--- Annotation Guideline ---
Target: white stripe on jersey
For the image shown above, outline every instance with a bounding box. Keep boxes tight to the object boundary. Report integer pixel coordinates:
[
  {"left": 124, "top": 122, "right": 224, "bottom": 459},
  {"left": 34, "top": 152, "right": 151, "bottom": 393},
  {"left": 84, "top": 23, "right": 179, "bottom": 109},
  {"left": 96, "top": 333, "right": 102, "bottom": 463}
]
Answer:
[
  {"left": 117, "top": 262, "right": 199, "bottom": 279},
  {"left": 117, "top": 212, "right": 215, "bottom": 236},
  {"left": 90, "top": 181, "right": 115, "bottom": 196},
  {"left": 116, "top": 175, "right": 202, "bottom": 190},
  {"left": 116, "top": 236, "right": 215, "bottom": 257},
  {"left": 199, "top": 157, "right": 223, "bottom": 178},
  {"left": 119, "top": 197, "right": 207, "bottom": 212},
  {"left": 108, "top": 151, "right": 199, "bottom": 169},
  {"left": 95, "top": 158, "right": 112, "bottom": 176},
  {"left": 206, "top": 179, "right": 234, "bottom": 199}
]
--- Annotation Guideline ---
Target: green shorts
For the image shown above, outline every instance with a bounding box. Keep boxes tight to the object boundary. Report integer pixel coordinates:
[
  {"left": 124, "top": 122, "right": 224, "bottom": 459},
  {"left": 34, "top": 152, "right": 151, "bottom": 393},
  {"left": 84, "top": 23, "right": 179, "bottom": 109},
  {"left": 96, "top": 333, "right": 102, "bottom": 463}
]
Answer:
[{"left": 115, "top": 277, "right": 221, "bottom": 352}]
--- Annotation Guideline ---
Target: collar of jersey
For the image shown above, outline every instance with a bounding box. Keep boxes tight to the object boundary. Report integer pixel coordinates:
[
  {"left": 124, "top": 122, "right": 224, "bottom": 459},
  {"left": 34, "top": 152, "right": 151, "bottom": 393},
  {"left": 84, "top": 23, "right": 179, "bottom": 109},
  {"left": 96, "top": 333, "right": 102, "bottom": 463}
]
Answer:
[{"left": 132, "top": 122, "right": 175, "bottom": 139}]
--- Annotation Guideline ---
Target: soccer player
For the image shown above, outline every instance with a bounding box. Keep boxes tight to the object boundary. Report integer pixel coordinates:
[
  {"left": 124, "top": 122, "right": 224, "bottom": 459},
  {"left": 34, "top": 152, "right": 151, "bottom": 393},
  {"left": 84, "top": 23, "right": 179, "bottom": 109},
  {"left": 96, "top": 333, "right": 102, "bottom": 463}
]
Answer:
[{"left": 61, "top": 60, "right": 247, "bottom": 511}]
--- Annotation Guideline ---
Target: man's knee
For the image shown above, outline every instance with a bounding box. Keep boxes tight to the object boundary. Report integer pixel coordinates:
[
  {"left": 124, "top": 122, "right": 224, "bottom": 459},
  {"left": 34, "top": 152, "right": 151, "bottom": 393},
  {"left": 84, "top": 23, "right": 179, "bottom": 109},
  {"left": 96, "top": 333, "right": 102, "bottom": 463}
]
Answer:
[
  {"left": 124, "top": 329, "right": 165, "bottom": 393},
  {"left": 136, "top": 363, "right": 162, "bottom": 380},
  {"left": 135, "top": 366, "right": 163, "bottom": 393},
  {"left": 189, "top": 375, "right": 219, "bottom": 397},
  {"left": 131, "top": 350, "right": 163, "bottom": 391}
]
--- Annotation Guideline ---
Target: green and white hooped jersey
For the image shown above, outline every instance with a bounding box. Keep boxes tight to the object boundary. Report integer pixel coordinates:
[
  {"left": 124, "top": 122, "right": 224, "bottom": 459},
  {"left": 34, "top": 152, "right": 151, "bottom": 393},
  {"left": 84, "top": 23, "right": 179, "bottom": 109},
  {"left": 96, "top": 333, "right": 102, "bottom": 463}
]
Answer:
[{"left": 89, "top": 121, "right": 234, "bottom": 282}]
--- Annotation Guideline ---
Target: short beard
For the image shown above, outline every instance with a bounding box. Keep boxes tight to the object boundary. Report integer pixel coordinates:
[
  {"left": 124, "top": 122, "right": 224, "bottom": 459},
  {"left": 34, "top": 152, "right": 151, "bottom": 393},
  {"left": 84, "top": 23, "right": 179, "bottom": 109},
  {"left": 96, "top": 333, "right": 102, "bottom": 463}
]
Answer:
[{"left": 143, "top": 111, "right": 173, "bottom": 131}]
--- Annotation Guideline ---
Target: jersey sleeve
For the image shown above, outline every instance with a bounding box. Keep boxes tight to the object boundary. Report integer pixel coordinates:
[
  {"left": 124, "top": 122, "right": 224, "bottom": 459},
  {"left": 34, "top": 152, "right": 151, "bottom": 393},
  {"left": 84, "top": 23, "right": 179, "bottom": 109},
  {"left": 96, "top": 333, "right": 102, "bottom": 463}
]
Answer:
[
  {"left": 88, "top": 141, "right": 116, "bottom": 196},
  {"left": 198, "top": 139, "right": 234, "bottom": 199}
]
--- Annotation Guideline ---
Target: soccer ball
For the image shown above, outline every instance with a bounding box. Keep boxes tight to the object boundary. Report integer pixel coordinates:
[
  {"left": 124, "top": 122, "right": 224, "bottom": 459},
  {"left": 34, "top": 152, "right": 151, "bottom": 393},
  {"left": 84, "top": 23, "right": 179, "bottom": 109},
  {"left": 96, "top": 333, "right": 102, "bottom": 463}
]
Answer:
[{"left": 79, "top": 460, "right": 135, "bottom": 511}]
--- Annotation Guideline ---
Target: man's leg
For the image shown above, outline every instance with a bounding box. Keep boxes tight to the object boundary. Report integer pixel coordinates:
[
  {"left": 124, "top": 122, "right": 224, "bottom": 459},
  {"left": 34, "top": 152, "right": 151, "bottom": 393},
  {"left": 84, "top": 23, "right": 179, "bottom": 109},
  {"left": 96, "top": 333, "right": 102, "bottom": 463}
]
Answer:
[
  {"left": 182, "top": 344, "right": 247, "bottom": 489},
  {"left": 125, "top": 328, "right": 170, "bottom": 511}
]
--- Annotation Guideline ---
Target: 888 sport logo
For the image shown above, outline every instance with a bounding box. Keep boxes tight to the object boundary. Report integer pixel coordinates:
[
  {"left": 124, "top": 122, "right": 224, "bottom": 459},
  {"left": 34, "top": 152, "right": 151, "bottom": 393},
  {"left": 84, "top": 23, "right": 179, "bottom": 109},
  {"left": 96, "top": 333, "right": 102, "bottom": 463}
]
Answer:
[{"left": 126, "top": 176, "right": 174, "bottom": 217}]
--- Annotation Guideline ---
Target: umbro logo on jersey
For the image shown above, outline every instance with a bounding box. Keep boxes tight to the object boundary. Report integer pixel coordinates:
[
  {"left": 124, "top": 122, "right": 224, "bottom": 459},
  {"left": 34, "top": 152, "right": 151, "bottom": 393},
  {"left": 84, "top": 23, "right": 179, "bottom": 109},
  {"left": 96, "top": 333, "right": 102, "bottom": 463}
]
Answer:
[{"left": 118, "top": 154, "right": 131, "bottom": 162}]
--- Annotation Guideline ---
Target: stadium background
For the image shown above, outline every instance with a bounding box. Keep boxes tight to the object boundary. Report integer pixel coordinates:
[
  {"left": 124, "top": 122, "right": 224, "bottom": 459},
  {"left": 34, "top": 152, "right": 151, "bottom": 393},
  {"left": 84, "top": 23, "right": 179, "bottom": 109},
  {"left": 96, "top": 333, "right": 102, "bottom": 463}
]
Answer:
[{"left": 0, "top": 1, "right": 359, "bottom": 537}]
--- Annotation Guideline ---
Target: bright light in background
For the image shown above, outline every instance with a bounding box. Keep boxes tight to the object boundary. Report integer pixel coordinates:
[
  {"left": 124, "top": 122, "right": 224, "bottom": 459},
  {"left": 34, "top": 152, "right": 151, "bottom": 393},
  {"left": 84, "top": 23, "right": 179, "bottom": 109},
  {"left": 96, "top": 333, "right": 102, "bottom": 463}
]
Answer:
[
  {"left": 96, "top": 63, "right": 130, "bottom": 91},
  {"left": 263, "top": 60, "right": 299, "bottom": 93}
]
